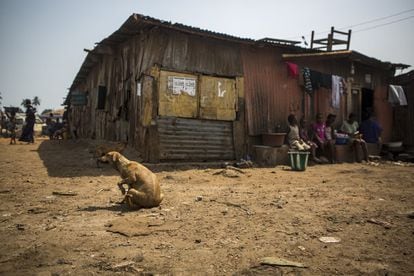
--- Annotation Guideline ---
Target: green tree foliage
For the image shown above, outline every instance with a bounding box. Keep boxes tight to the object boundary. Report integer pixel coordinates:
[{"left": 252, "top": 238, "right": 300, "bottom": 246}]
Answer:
[
  {"left": 21, "top": 96, "right": 41, "bottom": 108},
  {"left": 32, "top": 96, "right": 41, "bottom": 107},
  {"left": 21, "top": 98, "right": 31, "bottom": 107}
]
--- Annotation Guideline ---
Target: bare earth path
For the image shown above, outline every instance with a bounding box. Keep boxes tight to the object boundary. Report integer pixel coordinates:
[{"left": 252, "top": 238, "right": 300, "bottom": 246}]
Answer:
[{"left": 0, "top": 138, "right": 413, "bottom": 275}]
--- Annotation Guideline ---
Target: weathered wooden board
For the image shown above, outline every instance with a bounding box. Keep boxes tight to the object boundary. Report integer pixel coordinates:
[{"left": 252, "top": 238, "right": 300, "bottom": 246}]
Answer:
[
  {"left": 199, "top": 76, "right": 237, "bottom": 121},
  {"left": 158, "top": 70, "right": 198, "bottom": 118}
]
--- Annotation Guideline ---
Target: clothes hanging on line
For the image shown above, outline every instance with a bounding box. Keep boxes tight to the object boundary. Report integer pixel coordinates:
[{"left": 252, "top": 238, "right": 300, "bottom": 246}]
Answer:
[
  {"left": 388, "top": 85, "right": 407, "bottom": 106},
  {"left": 302, "top": 67, "right": 313, "bottom": 93},
  {"left": 331, "top": 75, "right": 344, "bottom": 109},
  {"left": 321, "top": 73, "right": 332, "bottom": 89},
  {"left": 310, "top": 70, "right": 332, "bottom": 90},
  {"left": 286, "top": 62, "right": 299, "bottom": 78},
  {"left": 310, "top": 70, "right": 323, "bottom": 90},
  {"left": 301, "top": 67, "right": 344, "bottom": 99}
]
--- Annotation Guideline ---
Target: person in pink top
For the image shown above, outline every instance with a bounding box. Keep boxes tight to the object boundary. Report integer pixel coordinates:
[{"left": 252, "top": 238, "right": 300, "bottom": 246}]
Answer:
[
  {"left": 312, "top": 113, "right": 326, "bottom": 146},
  {"left": 312, "top": 113, "right": 334, "bottom": 163}
]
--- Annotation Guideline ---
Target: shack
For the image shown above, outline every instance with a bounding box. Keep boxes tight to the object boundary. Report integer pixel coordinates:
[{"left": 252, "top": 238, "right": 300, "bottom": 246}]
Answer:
[
  {"left": 65, "top": 13, "right": 409, "bottom": 162},
  {"left": 392, "top": 70, "right": 414, "bottom": 148}
]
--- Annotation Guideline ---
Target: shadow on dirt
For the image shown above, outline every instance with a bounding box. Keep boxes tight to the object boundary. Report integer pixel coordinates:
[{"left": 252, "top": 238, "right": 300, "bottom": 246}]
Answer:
[
  {"left": 79, "top": 204, "right": 132, "bottom": 213},
  {"left": 37, "top": 138, "right": 238, "bottom": 177},
  {"left": 36, "top": 139, "right": 117, "bottom": 178}
]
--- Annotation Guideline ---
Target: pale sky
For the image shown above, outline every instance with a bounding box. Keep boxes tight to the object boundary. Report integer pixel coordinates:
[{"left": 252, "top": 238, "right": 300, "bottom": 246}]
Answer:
[{"left": 1, "top": 0, "right": 413, "bottom": 112}]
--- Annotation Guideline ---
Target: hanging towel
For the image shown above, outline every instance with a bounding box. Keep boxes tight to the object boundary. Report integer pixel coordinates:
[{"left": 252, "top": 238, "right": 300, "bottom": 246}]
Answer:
[
  {"left": 331, "top": 75, "right": 343, "bottom": 109},
  {"left": 321, "top": 73, "right": 332, "bottom": 89},
  {"left": 310, "top": 70, "right": 323, "bottom": 90},
  {"left": 388, "top": 85, "right": 408, "bottom": 106},
  {"left": 286, "top": 62, "right": 299, "bottom": 78},
  {"left": 302, "top": 67, "right": 313, "bottom": 93}
]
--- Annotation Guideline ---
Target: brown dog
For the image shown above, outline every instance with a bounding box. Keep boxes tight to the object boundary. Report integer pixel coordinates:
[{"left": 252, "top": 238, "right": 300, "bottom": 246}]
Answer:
[
  {"left": 93, "top": 141, "right": 127, "bottom": 167},
  {"left": 99, "top": 151, "right": 164, "bottom": 209},
  {"left": 53, "top": 127, "right": 66, "bottom": 140}
]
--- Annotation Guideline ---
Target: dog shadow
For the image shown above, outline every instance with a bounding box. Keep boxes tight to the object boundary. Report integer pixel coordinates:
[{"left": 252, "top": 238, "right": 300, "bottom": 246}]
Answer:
[
  {"left": 79, "top": 204, "right": 135, "bottom": 213},
  {"left": 36, "top": 139, "right": 118, "bottom": 178}
]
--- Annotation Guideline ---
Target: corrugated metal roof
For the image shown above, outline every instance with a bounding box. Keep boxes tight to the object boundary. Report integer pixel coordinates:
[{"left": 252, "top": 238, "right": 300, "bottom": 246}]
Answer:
[
  {"left": 393, "top": 70, "right": 414, "bottom": 84},
  {"left": 282, "top": 50, "right": 409, "bottom": 70},
  {"left": 68, "top": 13, "right": 410, "bottom": 97},
  {"left": 68, "top": 13, "right": 308, "bottom": 93}
]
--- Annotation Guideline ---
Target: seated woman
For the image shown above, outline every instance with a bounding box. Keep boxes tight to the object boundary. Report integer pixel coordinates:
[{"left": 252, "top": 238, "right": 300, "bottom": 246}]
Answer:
[
  {"left": 287, "top": 114, "right": 320, "bottom": 163},
  {"left": 340, "top": 113, "right": 369, "bottom": 162}
]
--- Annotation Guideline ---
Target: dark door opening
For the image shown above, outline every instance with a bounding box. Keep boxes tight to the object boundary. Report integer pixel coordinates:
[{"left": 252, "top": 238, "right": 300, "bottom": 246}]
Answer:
[{"left": 361, "top": 88, "right": 374, "bottom": 121}]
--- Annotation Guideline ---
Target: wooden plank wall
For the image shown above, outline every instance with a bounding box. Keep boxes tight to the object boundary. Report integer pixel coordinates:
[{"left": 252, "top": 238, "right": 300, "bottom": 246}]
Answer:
[{"left": 69, "top": 27, "right": 245, "bottom": 160}]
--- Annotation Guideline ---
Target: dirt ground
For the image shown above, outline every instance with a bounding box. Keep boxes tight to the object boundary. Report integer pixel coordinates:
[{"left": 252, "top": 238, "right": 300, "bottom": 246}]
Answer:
[{"left": 0, "top": 137, "right": 413, "bottom": 276}]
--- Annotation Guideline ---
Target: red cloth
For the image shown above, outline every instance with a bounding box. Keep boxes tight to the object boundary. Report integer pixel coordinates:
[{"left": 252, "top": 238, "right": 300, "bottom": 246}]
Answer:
[{"left": 286, "top": 62, "right": 299, "bottom": 78}]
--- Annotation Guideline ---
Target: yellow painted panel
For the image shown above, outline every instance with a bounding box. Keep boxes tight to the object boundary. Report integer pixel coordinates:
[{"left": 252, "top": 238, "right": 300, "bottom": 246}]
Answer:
[
  {"left": 200, "top": 76, "right": 237, "bottom": 120},
  {"left": 158, "top": 70, "right": 198, "bottom": 118}
]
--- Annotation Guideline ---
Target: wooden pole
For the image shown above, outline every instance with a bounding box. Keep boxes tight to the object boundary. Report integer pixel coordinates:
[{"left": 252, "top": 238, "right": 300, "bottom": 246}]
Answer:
[
  {"left": 310, "top": 31, "right": 314, "bottom": 49},
  {"left": 347, "top": 29, "right": 352, "bottom": 50}
]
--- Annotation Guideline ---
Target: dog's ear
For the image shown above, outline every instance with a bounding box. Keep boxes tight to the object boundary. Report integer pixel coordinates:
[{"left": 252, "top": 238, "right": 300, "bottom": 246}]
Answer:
[{"left": 112, "top": 152, "right": 119, "bottom": 162}]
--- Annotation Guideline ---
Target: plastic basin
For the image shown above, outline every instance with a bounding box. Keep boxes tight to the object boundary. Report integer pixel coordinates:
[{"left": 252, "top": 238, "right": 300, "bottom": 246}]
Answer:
[{"left": 288, "top": 151, "right": 310, "bottom": 171}]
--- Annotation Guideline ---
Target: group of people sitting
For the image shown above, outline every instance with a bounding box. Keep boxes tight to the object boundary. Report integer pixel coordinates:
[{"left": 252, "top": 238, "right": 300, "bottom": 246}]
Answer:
[{"left": 287, "top": 112, "right": 382, "bottom": 164}]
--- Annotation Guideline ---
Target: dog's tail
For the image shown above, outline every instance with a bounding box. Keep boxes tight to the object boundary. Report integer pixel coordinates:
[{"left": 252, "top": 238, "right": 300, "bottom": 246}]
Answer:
[{"left": 158, "top": 192, "right": 165, "bottom": 204}]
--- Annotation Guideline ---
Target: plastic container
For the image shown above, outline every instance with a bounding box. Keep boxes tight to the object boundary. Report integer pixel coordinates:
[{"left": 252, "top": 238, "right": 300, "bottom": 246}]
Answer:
[
  {"left": 288, "top": 151, "right": 310, "bottom": 171},
  {"left": 262, "top": 133, "right": 286, "bottom": 147},
  {"left": 335, "top": 137, "right": 348, "bottom": 145},
  {"left": 335, "top": 133, "right": 349, "bottom": 145},
  {"left": 386, "top": 141, "right": 402, "bottom": 148}
]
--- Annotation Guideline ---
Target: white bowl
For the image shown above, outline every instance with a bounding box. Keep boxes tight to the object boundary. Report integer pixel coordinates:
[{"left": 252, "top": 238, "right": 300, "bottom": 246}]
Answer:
[{"left": 387, "top": 141, "right": 402, "bottom": 148}]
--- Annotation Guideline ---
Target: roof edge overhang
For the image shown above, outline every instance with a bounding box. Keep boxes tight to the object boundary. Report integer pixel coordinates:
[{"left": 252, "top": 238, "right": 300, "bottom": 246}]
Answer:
[
  {"left": 393, "top": 69, "right": 414, "bottom": 84},
  {"left": 282, "top": 50, "right": 410, "bottom": 71},
  {"left": 68, "top": 13, "right": 312, "bottom": 92},
  {"left": 68, "top": 13, "right": 411, "bottom": 96}
]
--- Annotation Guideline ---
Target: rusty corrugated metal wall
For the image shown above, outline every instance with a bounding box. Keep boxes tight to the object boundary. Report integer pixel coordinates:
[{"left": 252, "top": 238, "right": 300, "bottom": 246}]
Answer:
[
  {"left": 241, "top": 46, "right": 303, "bottom": 135},
  {"left": 241, "top": 49, "right": 395, "bottom": 142},
  {"left": 158, "top": 117, "right": 235, "bottom": 160},
  {"left": 241, "top": 47, "right": 352, "bottom": 136}
]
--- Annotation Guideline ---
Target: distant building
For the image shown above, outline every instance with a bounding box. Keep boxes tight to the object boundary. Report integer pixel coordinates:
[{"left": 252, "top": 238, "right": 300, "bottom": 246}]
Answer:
[{"left": 40, "top": 108, "right": 65, "bottom": 121}]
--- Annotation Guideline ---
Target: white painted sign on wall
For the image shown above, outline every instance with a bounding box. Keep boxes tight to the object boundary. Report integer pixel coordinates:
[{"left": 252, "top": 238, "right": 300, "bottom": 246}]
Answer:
[
  {"left": 218, "top": 81, "right": 226, "bottom": 97},
  {"left": 136, "top": 82, "right": 142, "bottom": 96},
  {"left": 168, "top": 76, "right": 196, "bottom": 96}
]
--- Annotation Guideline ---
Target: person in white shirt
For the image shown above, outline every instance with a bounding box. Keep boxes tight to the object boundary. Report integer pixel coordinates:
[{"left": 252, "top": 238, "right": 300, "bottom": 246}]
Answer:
[
  {"left": 287, "top": 114, "right": 321, "bottom": 163},
  {"left": 340, "top": 113, "right": 369, "bottom": 162}
]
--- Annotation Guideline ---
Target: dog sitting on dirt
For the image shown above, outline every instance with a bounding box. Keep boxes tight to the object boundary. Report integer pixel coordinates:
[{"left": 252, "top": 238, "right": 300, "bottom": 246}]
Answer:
[
  {"left": 93, "top": 141, "right": 127, "bottom": 167},
  {"left": 52, "top": 127, "right": 66, "bottom": 140},
  {"left": 99, "top": 151, "right": 164, "bottom": 209}
]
